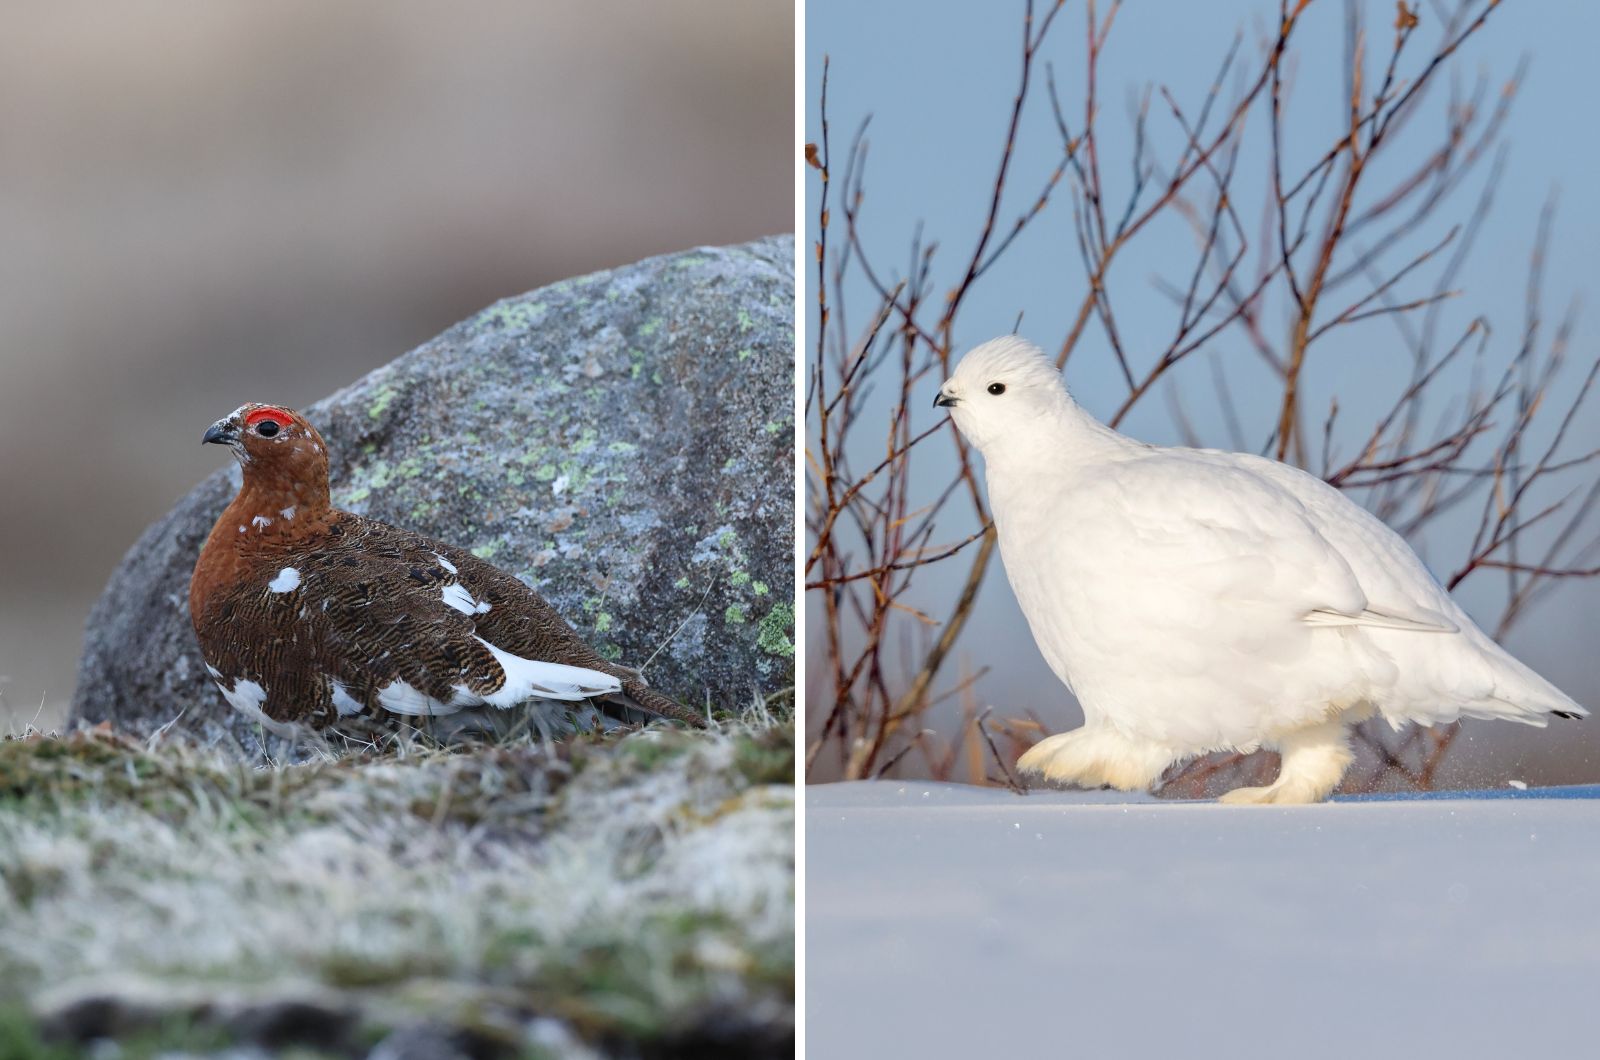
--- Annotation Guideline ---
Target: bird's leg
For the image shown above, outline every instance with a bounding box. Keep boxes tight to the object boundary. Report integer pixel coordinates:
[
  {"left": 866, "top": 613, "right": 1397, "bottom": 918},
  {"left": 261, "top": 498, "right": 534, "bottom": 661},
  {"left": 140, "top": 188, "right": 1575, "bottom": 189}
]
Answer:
[
  {"left": 1015, "top": 726, "right": 1176, "bottom": 792},
  {"left": 1218, "top": 719, "right": 1352, "bottom": 805}
]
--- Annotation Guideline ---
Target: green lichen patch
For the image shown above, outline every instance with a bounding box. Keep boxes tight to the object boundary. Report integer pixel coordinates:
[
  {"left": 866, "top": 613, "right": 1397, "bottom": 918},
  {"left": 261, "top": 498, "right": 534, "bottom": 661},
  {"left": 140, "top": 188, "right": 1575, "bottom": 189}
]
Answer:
[
  {"left": 756, "top": 603, "right": 795, "bottom": 659},
  {"left": 476, "top": 300, "right": 546, "bottom": 333},
  {"left": 366, "top": 385, "right": 398, "bottom": 420}
]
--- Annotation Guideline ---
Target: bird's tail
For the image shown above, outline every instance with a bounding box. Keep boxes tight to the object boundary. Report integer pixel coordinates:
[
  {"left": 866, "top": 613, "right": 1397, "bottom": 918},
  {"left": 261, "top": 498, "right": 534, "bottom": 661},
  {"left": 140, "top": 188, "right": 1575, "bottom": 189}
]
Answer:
[
  {"left": 1458, "top": 631, "right": 1587, "bottom": 726},
  {"left": 610, "top": 677, "right": 708, "bottom": 728}
]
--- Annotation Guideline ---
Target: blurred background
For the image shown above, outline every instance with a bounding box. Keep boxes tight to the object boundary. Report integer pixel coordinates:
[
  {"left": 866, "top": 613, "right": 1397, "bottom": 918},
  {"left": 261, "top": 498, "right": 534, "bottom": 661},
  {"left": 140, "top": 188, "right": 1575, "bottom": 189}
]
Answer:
[
  {"left": 0, "top": 1, "right": 792, "bottom": 728},
  {"left": 806, "top": 0, "right": 1600, "bottom": 790}
]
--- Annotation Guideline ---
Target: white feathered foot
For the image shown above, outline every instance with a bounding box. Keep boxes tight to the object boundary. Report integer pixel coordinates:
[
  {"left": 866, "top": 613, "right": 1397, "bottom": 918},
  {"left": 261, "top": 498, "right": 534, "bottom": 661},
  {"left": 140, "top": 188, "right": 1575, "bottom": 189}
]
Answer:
[
  {"left": 1015, "top": 726, "right": 1177, "bottom": 792},
  {"left": 1217, "top": 719, "right": 1353, "bottom": 805}
]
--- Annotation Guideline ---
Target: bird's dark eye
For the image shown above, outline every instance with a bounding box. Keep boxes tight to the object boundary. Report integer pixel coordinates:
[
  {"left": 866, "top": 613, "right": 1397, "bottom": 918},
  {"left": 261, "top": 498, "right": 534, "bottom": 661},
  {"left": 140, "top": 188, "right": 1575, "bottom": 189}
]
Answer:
[
  {"left": 987, "top": 382, "right": 1006, "bottom": 396},
  {"left": 255, "top": 420, "right": 281, "bottom": 438}
]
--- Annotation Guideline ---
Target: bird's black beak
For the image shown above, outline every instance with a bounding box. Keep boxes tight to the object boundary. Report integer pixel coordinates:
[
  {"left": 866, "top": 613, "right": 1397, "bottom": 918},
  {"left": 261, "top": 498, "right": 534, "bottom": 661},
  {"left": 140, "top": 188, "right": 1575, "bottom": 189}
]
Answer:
[
  {"left": 202, "top": 419, "right": 239, "bottom": 446},
  {"left": 933, "top": 392, "right": 958, "bottom": 408}
]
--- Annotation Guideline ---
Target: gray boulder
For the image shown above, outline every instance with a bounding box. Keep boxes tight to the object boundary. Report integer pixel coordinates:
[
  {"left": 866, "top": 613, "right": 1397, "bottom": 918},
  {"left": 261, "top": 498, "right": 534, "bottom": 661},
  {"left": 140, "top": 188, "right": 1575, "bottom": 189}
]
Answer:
[{"left": 72, "top": 237, "right": 795, "bottom": 746}]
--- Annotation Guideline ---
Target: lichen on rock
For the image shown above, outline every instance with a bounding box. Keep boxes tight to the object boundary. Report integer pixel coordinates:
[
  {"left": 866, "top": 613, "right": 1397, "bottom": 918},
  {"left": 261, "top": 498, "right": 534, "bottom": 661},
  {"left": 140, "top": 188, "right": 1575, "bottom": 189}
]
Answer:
[{"left": 71, "top": 236, "right": 795, "bottom": 747}]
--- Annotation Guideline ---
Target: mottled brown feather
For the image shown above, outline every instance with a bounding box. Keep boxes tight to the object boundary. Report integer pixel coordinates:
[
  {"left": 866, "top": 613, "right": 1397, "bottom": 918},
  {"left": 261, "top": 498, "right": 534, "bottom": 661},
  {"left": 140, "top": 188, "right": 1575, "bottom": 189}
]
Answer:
[{"left": 190, "top": 403, "right": 702, "bottom": 730}]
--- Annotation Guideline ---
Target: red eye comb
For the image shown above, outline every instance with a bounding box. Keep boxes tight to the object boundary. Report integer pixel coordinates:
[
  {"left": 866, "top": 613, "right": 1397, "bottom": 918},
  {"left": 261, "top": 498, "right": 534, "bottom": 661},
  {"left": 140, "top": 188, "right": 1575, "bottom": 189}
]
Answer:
[{"left": 245, "top": 406, "right": 293, "bottom": 427}]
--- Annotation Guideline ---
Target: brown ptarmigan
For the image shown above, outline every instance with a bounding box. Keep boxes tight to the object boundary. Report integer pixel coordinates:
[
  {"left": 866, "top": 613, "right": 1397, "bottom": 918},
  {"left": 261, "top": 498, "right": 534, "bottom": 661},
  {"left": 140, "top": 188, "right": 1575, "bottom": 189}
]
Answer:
[{"left": 189, "top": 402, "right": 701, "bottom": 736}]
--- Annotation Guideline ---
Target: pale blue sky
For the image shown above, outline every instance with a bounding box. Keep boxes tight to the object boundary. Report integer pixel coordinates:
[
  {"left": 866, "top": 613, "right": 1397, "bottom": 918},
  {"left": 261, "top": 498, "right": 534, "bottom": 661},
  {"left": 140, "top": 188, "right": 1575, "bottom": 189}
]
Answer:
[{"left": 806, "top": 0, "right": 1600, "bottom": 783}]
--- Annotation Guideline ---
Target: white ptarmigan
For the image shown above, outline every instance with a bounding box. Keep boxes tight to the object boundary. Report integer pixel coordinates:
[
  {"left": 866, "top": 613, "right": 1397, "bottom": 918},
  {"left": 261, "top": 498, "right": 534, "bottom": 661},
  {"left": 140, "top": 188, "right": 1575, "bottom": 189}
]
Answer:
[
  {"left": 935, "top": 336, "right": 1585, "bottom": 803},
  {"left": 190, "top": 403, "right": 701, "bottom": 736}
]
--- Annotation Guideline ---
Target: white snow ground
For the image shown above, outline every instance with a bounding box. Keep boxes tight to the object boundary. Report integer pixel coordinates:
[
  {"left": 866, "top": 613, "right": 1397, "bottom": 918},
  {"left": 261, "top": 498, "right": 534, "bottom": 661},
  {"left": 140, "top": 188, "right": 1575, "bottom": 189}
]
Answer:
[{"left": 808, "top": 781, "right": 1600, "bottom": 1059}]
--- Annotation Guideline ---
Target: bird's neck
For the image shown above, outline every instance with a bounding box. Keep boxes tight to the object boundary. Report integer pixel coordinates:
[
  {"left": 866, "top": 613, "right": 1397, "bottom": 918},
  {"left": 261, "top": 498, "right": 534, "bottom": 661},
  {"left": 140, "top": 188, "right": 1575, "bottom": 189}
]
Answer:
[
  {"left": 192, "top": 465, "right": 332, "bottom": 625},
  {"left": 978, "top": 399, "right": 1133, "bottom": 524},
  {"left": 985, "top": 398, "right": 1133, "bottom": 475},
  {"left": 218, "top": 465, "right": 332, "bottom": 540}
]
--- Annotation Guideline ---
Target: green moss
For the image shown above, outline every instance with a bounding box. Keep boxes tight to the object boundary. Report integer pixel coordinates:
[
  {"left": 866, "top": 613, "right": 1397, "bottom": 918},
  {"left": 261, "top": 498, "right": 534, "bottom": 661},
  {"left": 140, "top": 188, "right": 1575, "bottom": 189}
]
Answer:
[
  {"left": 619, "top": 735, "right": 691, "bottom": 772},
  {"left": 732, "top": 726, "right": 794, "bottom": 786},
  {"left": 0, "top": 716, "right": 793, "bottom": 1058},
  {"left": 0, "top": 1005, "right": 250, "bottom": 1059},
  {"left": 730, "top": 571, "right": 750, "bottom": 587},
  {"left": 595, "top": 612, "right": 613, "bottom": 634},
  {"left": 0, "top": 1008, "right": 76, "bottom": 1060},
  {"left": 724, "top": 604, "right": 746, "bottom": 626},
  {"left": 752, "top": 581, "right": 769, "bottom": 596},
  {"left": 737, "top": 309, "right": 755, "bottom": 332},
  {"left": 544, "top": 909, "right": 768, "bottom": 1042},
  {"left": 470, "top": 542, "right": 500, "bottom": 560},
  {"left": 756, "top": 603, "right": 794, "bottom": 658}
]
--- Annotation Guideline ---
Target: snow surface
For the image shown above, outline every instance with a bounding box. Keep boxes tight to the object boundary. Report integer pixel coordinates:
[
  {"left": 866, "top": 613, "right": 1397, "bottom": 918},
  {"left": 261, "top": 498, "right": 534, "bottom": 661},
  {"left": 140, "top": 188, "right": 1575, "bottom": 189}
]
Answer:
[{"left": 807, "top": 781, "right": 1600, "bottom": 1058}]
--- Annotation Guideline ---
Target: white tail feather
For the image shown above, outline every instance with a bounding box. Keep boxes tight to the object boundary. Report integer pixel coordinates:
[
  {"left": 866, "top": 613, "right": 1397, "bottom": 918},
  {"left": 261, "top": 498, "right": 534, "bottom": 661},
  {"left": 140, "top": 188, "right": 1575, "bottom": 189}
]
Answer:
[{"left": 473, "top": 636, "right": 621, "bottom": 707}]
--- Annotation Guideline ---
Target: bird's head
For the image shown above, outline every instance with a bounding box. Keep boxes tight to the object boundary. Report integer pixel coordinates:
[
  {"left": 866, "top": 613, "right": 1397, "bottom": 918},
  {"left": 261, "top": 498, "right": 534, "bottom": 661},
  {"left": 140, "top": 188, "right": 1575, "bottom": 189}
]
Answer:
[
  {"left": 203, "top": 403, "right": 330, "bottom": 499},
  {"left": 934, "top": 336, "right": 1071, "bottom": 451}
]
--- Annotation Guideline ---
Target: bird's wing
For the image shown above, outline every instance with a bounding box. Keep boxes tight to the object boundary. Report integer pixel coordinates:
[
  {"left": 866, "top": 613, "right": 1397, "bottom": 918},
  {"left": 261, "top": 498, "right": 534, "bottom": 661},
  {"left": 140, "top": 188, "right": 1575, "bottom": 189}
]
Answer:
[
  {"left": 1226, "top": 451, "right": 1587, "bottom": 724},
  {"left": 1302, "top": 608, "right": 1457, "bottom": 633},
  {"left": 301, "top": 516, "right": 620, "bottom": 716},
  {"left": 427, "top": 541, "right": 705, "bottom": 726},
  {"left": 1063, "top": 452, "right": 1374, "bottom": 627},
  {"left": 1225, "top": 450, "right": 1469, "bottom": 631},
  {"left": 424, "top": 539, "right": 624, "bottom": 676}
]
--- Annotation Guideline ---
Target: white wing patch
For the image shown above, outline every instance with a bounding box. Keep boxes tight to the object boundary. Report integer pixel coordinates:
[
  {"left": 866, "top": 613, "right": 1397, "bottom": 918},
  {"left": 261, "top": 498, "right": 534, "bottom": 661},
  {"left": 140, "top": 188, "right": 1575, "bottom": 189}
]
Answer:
[
  {"left": 267, "top": 568, "right": 301, "bottom": 593},
  {"left": 210, "top": 673, "right": 298, "bottom": 736},
  {"left": 473, "top": 635, "right": 621, "bottom": 707},
  {"left": 441, "top": 583, "right": 491, "bottom": 615},
  {"left": 433, "top": 552, "right": 459, "bottom": 575},
  {"left": 1303, "top": 608, "right": 1458, "bottom": 634},
  {"left": 251, "top": 515, "right": 273, "bottom": 530},
  {"left": 329, "top": 681, "right": 364, "bottom": 717},
  {"left": 378, "top": 680, "right": 465, "bottom": 716}
]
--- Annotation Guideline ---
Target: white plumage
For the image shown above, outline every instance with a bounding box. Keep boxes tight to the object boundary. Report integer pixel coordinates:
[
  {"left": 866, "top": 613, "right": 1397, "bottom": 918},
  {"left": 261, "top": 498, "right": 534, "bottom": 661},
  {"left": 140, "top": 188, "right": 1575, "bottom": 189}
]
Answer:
[
  {"left": 469, "top": 636, "right": 622, "bottom": 708},
  {"left": 936, "top": 336, "right": 1585, "bottom": 803}
]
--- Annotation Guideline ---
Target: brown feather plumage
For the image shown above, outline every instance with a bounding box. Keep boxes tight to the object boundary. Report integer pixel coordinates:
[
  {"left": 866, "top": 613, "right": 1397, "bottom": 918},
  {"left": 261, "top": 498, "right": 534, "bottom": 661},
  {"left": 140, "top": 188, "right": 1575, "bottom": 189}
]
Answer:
[{"left": 190, "top": 403, "right": 701, "bottom": 732}]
